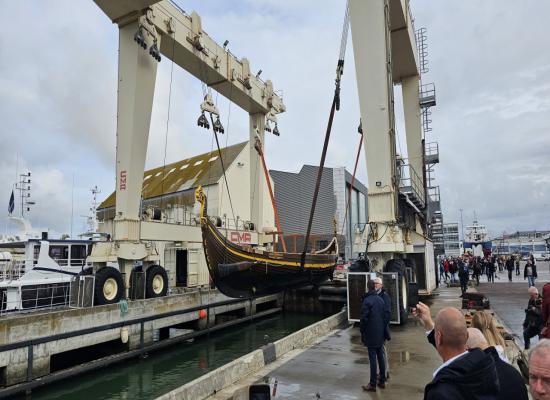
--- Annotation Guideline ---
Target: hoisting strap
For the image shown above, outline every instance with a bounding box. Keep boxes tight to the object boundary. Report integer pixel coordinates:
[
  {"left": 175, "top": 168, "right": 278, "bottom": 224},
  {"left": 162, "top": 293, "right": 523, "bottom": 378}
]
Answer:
[
  {"left": 300, "top": 95, "right": 338, "bottom": 267},
  {"left": 300, "top": 0, "right": 349, "bottom": 267}
]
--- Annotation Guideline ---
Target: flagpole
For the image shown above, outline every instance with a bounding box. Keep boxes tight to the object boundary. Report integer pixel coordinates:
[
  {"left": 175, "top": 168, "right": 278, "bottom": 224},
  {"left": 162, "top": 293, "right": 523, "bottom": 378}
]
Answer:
[{"left": 70, "top": 173, "right": 75, "bottom": 238}]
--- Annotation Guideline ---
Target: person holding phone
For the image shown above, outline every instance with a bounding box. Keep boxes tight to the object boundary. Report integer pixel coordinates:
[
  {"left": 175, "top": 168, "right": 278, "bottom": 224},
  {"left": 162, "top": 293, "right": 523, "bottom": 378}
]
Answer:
[{"left": 412, "top": 303, "right": 500, "bottom": 399}]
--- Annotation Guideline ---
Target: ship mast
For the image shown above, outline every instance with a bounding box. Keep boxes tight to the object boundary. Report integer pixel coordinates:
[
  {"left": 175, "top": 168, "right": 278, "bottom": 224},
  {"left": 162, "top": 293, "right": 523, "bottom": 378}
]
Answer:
[
  {"left": 86, "top": 186, "right": 100, "bottom": 233},
  {"left": 14, "top": 171, "right": 34, "bottom": 218}
]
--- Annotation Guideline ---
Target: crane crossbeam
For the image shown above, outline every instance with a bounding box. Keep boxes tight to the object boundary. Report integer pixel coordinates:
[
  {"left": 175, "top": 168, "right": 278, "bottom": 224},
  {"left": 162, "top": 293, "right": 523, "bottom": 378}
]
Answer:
[{"left": 94, "top": 0, "right": 285, "bottom": 115}]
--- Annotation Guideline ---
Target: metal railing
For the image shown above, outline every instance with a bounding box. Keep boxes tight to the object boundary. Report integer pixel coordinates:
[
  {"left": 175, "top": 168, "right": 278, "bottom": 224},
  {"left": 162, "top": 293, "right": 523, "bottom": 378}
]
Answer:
[
  {"left": 428, "top": 186, "right": 440, "bottom": 203},
  {"left": 0, "top": 260, "right": 28, "bottom": 281},
  {"left": 0, "top": 283, "right": 71, "bottom": 316},
  {"left": 147, "top": 204, "right": 255, "bottom": 232},
  {"left": 399, "top": 164, "right": 425, "bottom": 208},
  {"left": 420, "top": 82, "right": 436, "bottom": 101},
  {"left": 425, "top": 141, "right": 438, "bottom": 156},
  {"left": 0, "top": 295, "right": 279, "bottom": 398}
]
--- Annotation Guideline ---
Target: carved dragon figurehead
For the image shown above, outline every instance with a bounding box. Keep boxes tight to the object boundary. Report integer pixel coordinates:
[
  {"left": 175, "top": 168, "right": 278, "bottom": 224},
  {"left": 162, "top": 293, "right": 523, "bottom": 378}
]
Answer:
[{"left": 195, "top": 186, "right": 207, "bottom": 223}]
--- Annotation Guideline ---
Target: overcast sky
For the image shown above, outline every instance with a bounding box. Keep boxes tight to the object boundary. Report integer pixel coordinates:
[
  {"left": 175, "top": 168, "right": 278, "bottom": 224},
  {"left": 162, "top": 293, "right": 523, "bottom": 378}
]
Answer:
[{"left": 1, "top": 0, "right": 549, "bottom": 239}]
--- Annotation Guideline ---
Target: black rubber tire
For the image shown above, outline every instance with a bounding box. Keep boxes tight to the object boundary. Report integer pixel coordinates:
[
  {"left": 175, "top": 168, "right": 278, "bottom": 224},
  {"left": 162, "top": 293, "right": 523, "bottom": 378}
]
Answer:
[
  {"left": 145, "top": 265, "right": 169, "bottom": 298},
  {"left": 94, "top": 267, "right": 124, "bottom": 305},
  {"left": 385, "top": 258, "right": 409, "bottom": 325}
]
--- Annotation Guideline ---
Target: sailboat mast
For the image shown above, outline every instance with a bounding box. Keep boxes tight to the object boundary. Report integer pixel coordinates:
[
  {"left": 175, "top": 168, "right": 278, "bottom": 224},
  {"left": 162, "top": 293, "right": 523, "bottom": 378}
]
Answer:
[{"left": 254, "top": 137, "right": 287, "bottom": 252}]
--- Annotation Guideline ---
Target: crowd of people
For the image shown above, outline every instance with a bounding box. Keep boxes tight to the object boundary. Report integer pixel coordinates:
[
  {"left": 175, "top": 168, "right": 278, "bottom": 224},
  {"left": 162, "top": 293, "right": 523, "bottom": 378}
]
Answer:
[
  {"left": 359, "top": 271, "right": 550, "bottom": 399},
  {"left": 439, "top": 253, "right": 539, "bottom": 289}
]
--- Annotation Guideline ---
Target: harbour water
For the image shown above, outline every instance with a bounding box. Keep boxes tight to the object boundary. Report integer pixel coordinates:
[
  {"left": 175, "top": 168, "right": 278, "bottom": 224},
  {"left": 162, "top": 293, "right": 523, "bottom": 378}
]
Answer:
[{"left": 25, "top": 311, "right": 323, "bottom": 400}]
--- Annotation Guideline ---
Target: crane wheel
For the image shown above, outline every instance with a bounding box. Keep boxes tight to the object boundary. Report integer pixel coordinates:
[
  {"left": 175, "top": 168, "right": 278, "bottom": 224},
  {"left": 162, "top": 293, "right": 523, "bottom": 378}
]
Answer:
[
  {"left": 145, "top": 265, "right": 169, "bottom": 298},
  {"left": 94, "top": 267, "right": 124, "bottom": 305}
]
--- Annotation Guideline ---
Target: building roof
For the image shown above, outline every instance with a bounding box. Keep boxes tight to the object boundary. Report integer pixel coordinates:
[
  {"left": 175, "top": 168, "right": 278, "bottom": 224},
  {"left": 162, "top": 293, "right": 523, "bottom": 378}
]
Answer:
[{"left": 98, "top": 141, "right": 247, "bottom": 210}]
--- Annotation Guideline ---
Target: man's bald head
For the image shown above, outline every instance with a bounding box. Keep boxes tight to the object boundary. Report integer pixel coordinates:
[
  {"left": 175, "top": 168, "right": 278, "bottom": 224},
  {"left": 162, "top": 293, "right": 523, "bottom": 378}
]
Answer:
[
  {"left": 467, "top": 328, "right": 489, "bottom": 350},
  {"left": 434, "top": 307, "right": 468, "bottom": 350}
]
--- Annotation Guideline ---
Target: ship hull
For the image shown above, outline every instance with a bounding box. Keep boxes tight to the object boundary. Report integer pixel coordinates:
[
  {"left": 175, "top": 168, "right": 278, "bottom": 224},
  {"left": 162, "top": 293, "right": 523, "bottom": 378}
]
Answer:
[{"left": 201, "top": 220, "right": 337, "bottom": 298}]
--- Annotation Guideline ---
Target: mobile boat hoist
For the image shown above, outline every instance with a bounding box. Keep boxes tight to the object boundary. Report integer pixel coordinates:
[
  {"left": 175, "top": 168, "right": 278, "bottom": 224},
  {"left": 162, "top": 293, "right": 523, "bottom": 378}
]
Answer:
[
  {"left": 88, "top": 0, "right": 436, "bottom": 315},
  {"left": 88, "top": 0, "right": 287, "bottom": 304}
]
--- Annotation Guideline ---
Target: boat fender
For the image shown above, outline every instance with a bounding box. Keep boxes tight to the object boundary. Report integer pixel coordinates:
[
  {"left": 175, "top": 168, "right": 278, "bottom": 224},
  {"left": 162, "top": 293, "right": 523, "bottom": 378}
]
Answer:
[
  {"left": 120, "top": 326, "right": 129, "bottom": 344},
  {"left": 198, "top": 309, "right": 207, "bottom": 319}
]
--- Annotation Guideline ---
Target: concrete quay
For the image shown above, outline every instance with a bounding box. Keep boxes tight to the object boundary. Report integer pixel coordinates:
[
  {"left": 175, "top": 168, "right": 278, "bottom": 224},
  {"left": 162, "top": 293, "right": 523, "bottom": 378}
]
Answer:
[
  {"left": 0, "top": 289, "right": 282, "bottom": 391},
  {"left": 168, "top": 284, "right": 527, "bottom": 400},
  {"left": 157, "top": 311, "right": 348, "bottom": 400}
]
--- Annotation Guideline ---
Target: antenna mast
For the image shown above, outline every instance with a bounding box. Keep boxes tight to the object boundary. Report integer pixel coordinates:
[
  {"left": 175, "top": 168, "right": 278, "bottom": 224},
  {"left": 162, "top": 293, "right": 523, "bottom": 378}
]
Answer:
[
  {"left": 15, "top": 171, "right": 34, "bottom": 218},
  {"left": 87, "top": 186, "right": 100, "bottom": 233}
]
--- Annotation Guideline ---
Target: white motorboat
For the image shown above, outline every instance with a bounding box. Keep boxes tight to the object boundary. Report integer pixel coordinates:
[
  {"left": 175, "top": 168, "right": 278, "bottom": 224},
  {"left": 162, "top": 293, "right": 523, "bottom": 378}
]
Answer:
[{"left": 0, "top": 239, "right": 94, "bottom": 311}]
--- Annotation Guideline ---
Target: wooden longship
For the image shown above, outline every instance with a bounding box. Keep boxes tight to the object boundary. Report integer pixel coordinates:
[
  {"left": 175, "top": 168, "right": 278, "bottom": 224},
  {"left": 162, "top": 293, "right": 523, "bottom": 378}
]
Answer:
[{"left": 195, "top": 187, "right": 338, "bottom": 298}]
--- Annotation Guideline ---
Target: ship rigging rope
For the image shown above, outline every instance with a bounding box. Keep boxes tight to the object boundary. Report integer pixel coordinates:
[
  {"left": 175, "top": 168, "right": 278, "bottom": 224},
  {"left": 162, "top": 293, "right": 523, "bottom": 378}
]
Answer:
[
  {"left": 209, "top": 113, "right": 237, "bottom": 230},
  {"left": 340, "top": 128, "right": 363, "bottom": 235},
  {"left": 218, "top": 84, "right": 237, "bottom": 230},
  {"left": 255, "top": 139, "right": 288, "bottom": 253},
  {"left": 300, "top": 1, "right": 350, "bottom": 267}
]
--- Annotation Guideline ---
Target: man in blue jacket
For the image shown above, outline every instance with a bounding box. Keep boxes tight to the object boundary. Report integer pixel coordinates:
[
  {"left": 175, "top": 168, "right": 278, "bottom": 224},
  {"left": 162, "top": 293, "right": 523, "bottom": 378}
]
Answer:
[
  {"left": 374, "top": 277, "right": 392, "bottom": 379},
  {"left": 360, "top": 279, "right": 387, "bottom": 392}
]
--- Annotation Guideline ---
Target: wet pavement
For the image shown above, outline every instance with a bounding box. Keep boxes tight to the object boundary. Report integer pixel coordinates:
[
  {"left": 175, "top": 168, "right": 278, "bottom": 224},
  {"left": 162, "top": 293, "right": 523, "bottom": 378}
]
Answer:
[
  {"left": 476, "top": 261, "right": 549, "bottom": 349},
  {"left": 206, "top": 265, "right": 549, "bottom": 399},
  {"left": 210, "top": 286, "right": 463, "bottom": 399}
]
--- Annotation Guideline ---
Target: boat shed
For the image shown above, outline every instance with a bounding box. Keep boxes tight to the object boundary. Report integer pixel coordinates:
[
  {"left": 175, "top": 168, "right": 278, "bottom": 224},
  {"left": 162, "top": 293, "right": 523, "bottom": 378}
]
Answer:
[{"left": 96, "top": 141, "right": 276, "bottom": 290}]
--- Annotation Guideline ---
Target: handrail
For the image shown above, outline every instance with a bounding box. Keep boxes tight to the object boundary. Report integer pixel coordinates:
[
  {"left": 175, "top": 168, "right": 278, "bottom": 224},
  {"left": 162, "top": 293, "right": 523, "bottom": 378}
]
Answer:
[
  {"left": 399, "top": 163, "right": 425, "bottom": 207},
  {"left": 420, "top": 82, "right": 435, "bottom": 98},
  {"left": 0, "top": 284, "right": 71, "bottom": 316},
  {"left": 0, "top": 296, "right": 251, "bottom": 352},
  {"left": 424, "top": 142, "right": 439, "bottom": 156},
  {"left": 427, "top": 186, "right": 440, "bottom": 203}
]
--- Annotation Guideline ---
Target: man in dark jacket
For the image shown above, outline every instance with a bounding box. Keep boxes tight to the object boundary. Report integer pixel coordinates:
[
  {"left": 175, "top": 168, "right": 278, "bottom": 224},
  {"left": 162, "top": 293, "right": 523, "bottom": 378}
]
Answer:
[
  {"left": 467, "top": 327, "right": 528, "bottom": 400},
  {"left": 472, "top": 260, "right": 482, "bottom": 285},
  {"left": 458, "top": 259, "right": 469, "bottom": 294},
  {"left": 506, "top": 256, "right": 515, "bottom": 282},
  {"left": 541, "top": 282, "right": 550, "bottom": 340},
  {"left": 524, "top": 259, "right": 538, "bottom": 287},
  {"left": 374, "top": 277, "right": 391, "bottom": 379},
  {"left": 487, "top": 258, "right": 496, "bottom": 282},
  {"left": 523, "top": 286, "right": 543, "bottom": 349},
  {"left": 360, "top": 279, "right": 386, "bottom": 392},
  {"left": 413, "top": 303, "right": 500, "bottom": 399}
]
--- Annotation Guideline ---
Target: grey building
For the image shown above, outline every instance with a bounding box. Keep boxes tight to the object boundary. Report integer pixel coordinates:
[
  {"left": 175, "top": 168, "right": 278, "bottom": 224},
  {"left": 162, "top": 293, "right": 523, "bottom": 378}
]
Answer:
[
  {"left": 443, "top": 223, "right": 460, "bottom": 256},
  {"left": 492, "top": 230, "right": 550, "bottom": 256},
  {"left": 270, "top": 165, "right": 368, "bottom": 260}
]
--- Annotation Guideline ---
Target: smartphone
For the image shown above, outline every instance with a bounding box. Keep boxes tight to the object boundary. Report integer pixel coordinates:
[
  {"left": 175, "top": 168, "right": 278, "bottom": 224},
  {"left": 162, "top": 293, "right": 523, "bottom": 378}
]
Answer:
[{"left": 249, "top": 384, "right": 271, "bottom": 400}]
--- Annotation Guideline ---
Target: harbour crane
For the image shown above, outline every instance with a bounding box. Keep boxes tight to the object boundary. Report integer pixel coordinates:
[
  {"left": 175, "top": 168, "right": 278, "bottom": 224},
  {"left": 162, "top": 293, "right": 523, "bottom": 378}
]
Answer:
[
  {"left": 89, "top": 0, "right": 285, "bottom": 303},
  {"left": 347, "top": 0, "right": 437, "bottom": 323}
]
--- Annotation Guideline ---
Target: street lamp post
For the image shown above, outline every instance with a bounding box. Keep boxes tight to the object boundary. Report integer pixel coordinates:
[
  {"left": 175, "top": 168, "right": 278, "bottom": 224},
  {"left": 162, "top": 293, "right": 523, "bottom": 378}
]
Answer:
[{"left": 459, "top": 208, "right": 465, "bottom": 242}]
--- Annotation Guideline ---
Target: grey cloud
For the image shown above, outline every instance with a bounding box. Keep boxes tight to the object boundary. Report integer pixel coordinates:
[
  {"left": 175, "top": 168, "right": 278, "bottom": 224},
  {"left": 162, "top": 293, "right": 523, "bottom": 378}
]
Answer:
[{"left": 1, "top": 0, "right": 549, "bottom": 239}]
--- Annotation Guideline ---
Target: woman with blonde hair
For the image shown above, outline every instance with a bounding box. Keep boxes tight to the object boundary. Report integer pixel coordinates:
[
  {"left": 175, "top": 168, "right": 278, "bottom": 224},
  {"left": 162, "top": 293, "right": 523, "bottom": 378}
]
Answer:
[{"left": 471, "top": 311, "right": 508, "bottom": 362}]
